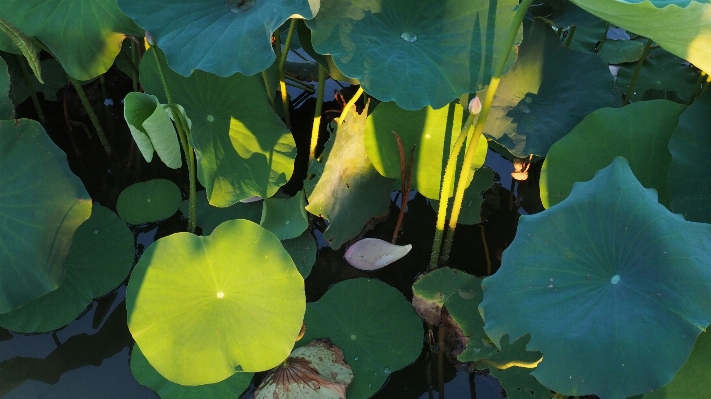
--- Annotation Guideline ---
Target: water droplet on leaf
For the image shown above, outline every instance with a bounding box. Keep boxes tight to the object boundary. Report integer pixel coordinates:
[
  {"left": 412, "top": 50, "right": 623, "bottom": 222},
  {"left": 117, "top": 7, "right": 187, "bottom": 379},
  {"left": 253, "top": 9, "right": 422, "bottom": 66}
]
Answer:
[
  {"left": 351, "top": 334, "right": 356, "bottom": 340},
  {"left": 226, "top": 0, "right": 255, "bottom": 13},
  {"left": 93, "top": 230, "right": 99, "bottom": 234},
  {"left": 384, "top": 368, "right": 391, "bottom": 374},
  {"left": 611, "top": 275, "right": 620, "bottom": 284},
  {"left": 207, "top": 115, "right": 215, "bottom": 122},
  {"left": 400, "top": 32, "right": 417, "bottom": 42}
]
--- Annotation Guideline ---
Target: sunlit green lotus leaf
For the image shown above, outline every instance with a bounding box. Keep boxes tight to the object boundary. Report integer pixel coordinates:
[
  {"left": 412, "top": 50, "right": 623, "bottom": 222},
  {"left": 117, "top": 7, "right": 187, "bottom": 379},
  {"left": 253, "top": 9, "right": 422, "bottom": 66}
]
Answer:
[
  {"left": 0, "top": 119, "right": 92, "bottom": 314},
  {"left": 481, "top": 157, "right": 711, "bottom": 399},
  {"left": 643, "top": 330, "right": 711, "bottom": 399},
  {"left": 118, "top": 0, "right": 319, "bottom": 77},
  {"left": 255, "top": 339, "right": 353, "bottom": 399},
  {"left": 130, "top": 343, "right": 253, "bottom": 399},
  {"left": 0, "top": 0, "right": 142, "bottom": 80},
  {"left": 282, "top": 231, "right": 317, "bottom": 279},
  {"left": 483, "top": 335, "right": 550, "bottom": 399},
  {"left": 481, "top": 19, "right": 620, "bottom": 158},
  {"left": 124, "top": 92, "right": 182, "bottom": 169},
  {"left": 305, "top": 0, "right": 521, "bottom": 110},
  {"left": 296, "top": 20, "right": 358, "bottom": 85},
  {"left": 180, "top": 190, "right": 262, "bottom": 235},
  {"left": 0, "top": 56, "right": 12, "bottom": 119},
  {"left": 141, "top": 48, "right": 297, "bottom": 207},
  {"left": 540, "top": 100, "right": 686, "bottom": 208},
  {"left": 570, "top": 0, "right": 711, "bottom": 73},
  {"left": 127, "top": 219, "right": 306, "bottom": 385},
  {"left": 668, "top": 90, "right": 711, "bottom": 224},
  {"left": 305, "top": 106, "right": 394, "bottom": 250},
  {"left": 116, "top": 179, "right": 182, "bottom": 225},
  {"left": 6, "top": 57, "right": 66, "bottom": 104},
  {"left": 365, "top": 101, "right": 488, "bottom": 200},
  {"left": 617, "top": 43, "right": 701, "bottom": 104},
  {"left": 429, "top": 167, "right": 495, "bottom": 225},
  {"left": 261, "top": 192, "right": 308, "bottom": 241},
  {"left": 0, "top": 205, "right": 133, "bottom": 332},
  {"left": 299, "top": 278, "right": 423, "bottom": 399}
]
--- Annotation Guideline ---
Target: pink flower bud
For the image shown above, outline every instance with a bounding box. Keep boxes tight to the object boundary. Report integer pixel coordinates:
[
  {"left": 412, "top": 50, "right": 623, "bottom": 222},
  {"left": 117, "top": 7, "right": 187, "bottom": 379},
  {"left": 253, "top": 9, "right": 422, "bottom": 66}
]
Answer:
[
  {"left": 468, "top": 96, "right": 482, "bottom": 115},
  {"left": 145, "top": 31, "right": 155, "bottom": 46}
]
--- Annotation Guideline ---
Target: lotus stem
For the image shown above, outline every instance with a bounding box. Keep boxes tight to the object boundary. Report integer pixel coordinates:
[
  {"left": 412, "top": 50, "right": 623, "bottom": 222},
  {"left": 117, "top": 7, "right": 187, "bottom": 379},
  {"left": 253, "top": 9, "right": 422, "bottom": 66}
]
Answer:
[
  {"left": 309, "top": 65, "right": 327, "bottom": 162},
  {"left": 262, "top": 70, "right": 276, "bottom": 110},
  {"left": 597, "top": 22, "right": 610, "bottom": 53},
  {"left": 284, "top": 75, "right": 315, "bottom": 90},
  {"left": 278, "top": 19, "right": 297, "bottom": 71},
  {"left": 69, "top": 76, "right": 112, "bottom": 156},
  {"left": 152, "top": 46, "right": 197, "bottom": 232},
  {"left": 564, "top": 25, "right": 576, "bottom": 48},
  {"left": 285, "top": 79, "right": 315, "bottom": 93},
  {"left": 337, "top": 86, "right": 364, "bottom": 124},
  {"left": 439, "top": 0, "right": 535, "bottom": 266},
  {"left": 479, "top": 224, "right": 492, "bottom": 275},
  {"left": 623, "top": 38, "right": 653, "bottom": 106},
  {"left": 273, "top": 32, "right": 292, "bottom": 129},
  {"left": 16, "top": 54, "right": 45, "bottom": 124}
]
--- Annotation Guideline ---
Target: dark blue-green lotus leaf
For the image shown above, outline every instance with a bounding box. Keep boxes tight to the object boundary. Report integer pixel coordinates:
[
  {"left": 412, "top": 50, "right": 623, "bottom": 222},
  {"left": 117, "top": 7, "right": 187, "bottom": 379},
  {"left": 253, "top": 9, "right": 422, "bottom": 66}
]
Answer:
[
  {"left": 540, "top": 100, "right": 687, "bottom": 209},
  {"left": 570, "top": 0, "right": 711, "bottom": 74},
  {"left": 481, "top": 157, "right": 711, "bottom": 399},
  {"left": 305, "top": 0, "right": 521, "bottom": 110},
  {"left": 299, "top": 278, "right": 423, "bottom": 399},
  {"left": 0, "top": 119, "right": 92, "bottom": 314},
  {"left": 0, "top": 56, "right": 12, "bottom": 119},
  {"left": 668, "top": 90, "right": 711, "bottom": 224},
  {"left": 481, "top": 19, "right": 619, "bottom": 158},
  {"left": 0, "top": 205, "right": 133, "bottom": 332},
  {"left": 117, "top": 179, "right": 182, "bottom": 225},
  {"left": 0, "top": 0, "right": 142, "bottom": 80},
  {"left": 305, "top": 105, "right": 394, "bottom": 250},
  {"left": 281, "top": 231, "right": 316, "bottom": 279},
  {"left": 141, "top": 48, "right": 297, "bottom": 207},
  {"left": 118, "top": 0, "right": 319, "bottom": 77},
  {"left": 130, "top": 343, "right": 254, "bottom": 399}
]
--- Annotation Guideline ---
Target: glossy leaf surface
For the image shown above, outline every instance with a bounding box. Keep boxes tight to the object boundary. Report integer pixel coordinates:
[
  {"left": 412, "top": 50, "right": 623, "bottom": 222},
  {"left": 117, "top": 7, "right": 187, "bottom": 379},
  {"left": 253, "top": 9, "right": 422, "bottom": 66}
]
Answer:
[
  {"left": 141, "top": 48, "right": 296, "bottom": 207},
  {"left": 118, "top": 0, "right": 319, "bottom": 77},
  {"left": 116, "top": 179, "right": 182, "bottom": 225},
  {"left": 305, "top": 0, "right": 520, "bottom": 110},
  {"left": 127, "top": 219, "right": 305, "bottom": 385},
  {"left": 0, "top": 119, "right": 92, "bottom": 313},
  {"left": 482, "top": 157, "right": 711, "bottom": 399}
]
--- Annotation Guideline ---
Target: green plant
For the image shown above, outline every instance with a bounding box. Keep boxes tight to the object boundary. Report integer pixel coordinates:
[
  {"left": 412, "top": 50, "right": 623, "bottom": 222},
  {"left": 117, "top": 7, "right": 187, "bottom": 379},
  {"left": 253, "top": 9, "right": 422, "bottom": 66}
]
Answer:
[{"left": 0, "top": 0, "right": 710, "bottom": 398}]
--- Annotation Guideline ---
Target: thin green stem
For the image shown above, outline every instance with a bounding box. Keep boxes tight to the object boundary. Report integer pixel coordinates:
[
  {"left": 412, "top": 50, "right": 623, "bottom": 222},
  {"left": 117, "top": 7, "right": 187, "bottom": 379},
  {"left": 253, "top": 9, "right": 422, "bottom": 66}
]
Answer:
[
  {"left": 262, "top": 70, "right": 276, "bottom": 110},
  {"left": 438, "top": 0, "right": 535, "bottom": 266},
  {"left": 273, "top": 32, "right": 292, "bottom": 129},
  {"left": 336, "top": 86, "right": 364, "bottom": 123},
  {"left": 16, "top": 54, "right": 45, "bottom": 124},
  {"left": 152, "top": 46, "right": 197, "bottom": 232},
  {"left": 309, "top": 65, "right": 327, "bottom": 162},
  {"left": 278, "top": 19, "right": 297, "bottom": 71},
  {"left": 69, "top": 76, "right": 112, "bottom": 156},
  {"left": 284, "top": 74, "right": 315, "bottom": 90},
  {"left": 623, "top": 38, "right": 653, "bottom": 106},
  {"left": 564, "top": 25, "right": 576, "bottom": 48},
  {"left": 285, "top": 79, "right": 315, "bottom": 93},
  {"left": 597, "top": 22, "right": 610, "bottom": 53}
]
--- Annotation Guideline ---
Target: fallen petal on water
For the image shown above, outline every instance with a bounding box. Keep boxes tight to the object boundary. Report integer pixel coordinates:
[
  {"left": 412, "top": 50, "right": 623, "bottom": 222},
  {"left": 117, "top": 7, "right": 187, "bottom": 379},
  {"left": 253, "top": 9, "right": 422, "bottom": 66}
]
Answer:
[{"left": 344, "top": 238, "right": 412, "bottom": 270}]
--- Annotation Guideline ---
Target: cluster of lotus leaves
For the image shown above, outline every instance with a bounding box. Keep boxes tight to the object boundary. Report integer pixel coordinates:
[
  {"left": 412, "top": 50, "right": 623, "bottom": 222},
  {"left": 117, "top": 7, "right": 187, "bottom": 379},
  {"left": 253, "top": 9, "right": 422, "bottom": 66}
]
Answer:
[
  {"left": 481, "top": 157, "right": 711, "bottom": 399},
  {"left": 127, "top": 219, "right": 306, "bottom": 386}
]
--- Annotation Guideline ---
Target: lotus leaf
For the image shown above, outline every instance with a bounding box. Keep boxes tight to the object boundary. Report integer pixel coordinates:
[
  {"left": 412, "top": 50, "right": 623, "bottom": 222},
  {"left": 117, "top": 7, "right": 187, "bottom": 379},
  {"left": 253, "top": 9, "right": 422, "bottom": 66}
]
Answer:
[
  {"left": 282, "top": 231, "right": 317, "bottom": 279},
  {"left": 140, "top": 48, "right": 297, "bottom": 207},
  {"left": 0, "top": 55, "right": 11, "bottom": 119},
  {"left": 540, "top": 100, "right": 687, "bottom": 208},
  {"left": 118, "top": 0, "right": 319, "bottom": 77},
  {"left": 429, "top": 167, "right": 495, "bottom": 225},
  {"left": 598, "top": 39, "right": 646, "bottom": 64},
  {"left": 0, "top": 205, "right": 133, "bottom": 333},
  {"left": 643, "top": 331, "right": 711, "bottom": 399},
  {"left": 130, "top": 343, "right": 254, "bottom": 399},
  {"left": 254, "top": 339, "right": 353, "bottom": 399},
  {"left": 553, "top": 3, "right": 605, "bottom": 28},
  {"left": 296, "top": 20, "right": 358, "bottom": 85},
  {"left": 305, "top": 0, "right": 521, "bottom": 110},
  {"left": 124, "top": 92, "right": 183, "bottom": 169},
  {"left": 127, "top": 219, "right": 305, "bottom": 385},
  {"left": 668, "top": 90, "right": 711, "bottom": 224},
  {"left": 364, "top": 101, "right": 488, "bottom": 200},
  {"left": 0, "top": 0, "right": 142, "bottom": 80},
  {"left": 305, "top": 106, "right": 394, "bottom": 250},
  {"left": 481, "top": 19, "right": 620, "bottom": 158},
  {"left": 180, "top": 190, "right": 262, "bottom": 235},
  {"left": 260, "top": 192, "right": 309, "bottom": 241},
  {"left": 116, "top": 179, "right": 182, "bottom": 225},
  {"left": 481, "top": 157, "right": 711, "bottom": 399},
  {"left": 5, "top": 57, "right": 66, "bottom": 104},
  {"left": 0, "top": 119, "right": 92, "bottom": 314},
  {"left": 483, "top": 335, "right": 550, "bottom": 399},
  {"left": 299, "top": 278, "right": 423, "bottom": 399}
]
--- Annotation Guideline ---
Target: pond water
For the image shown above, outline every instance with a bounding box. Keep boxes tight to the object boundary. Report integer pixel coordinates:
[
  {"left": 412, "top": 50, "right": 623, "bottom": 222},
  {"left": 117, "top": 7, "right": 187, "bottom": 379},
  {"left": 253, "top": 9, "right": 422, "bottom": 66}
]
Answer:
[{"left": 0, "top": 53, "right": 538, "bottom": 398}]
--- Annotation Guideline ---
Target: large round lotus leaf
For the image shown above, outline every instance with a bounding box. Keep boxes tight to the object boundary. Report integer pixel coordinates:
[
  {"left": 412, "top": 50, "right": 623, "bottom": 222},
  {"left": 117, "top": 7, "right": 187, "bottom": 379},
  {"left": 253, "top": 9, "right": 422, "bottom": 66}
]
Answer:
[
  {"left": 299, "top": 278, "right": 423, "bottom": 399},
  {"left": 127, "top": 219, "right": 305, "bottom": 385},
  {"left": 0, "top": 0, "right": 142, "bottom": 80},
  {"left": 481, "top": 18, "right": 620, "bottom": 158},
  {"left": 305, "top": 0, "right": 521, "bottom": 110},
  {"left": 305, "top": 106, "right": 394, "bottom": 250},
  {"left": 571, "top": 0, "right": 711, "bottom": 74},
  {"left": 0, "top": 205, "right": 133, "bottom": 332},
  {"left": 429, "top": 167, "right": 495, "bottom": 225},
  {"left": 130, "top": 343, "right": 254, "bottom": 399},
  {"left": 260, "top": 192, "right": 308, "bottom": 241},
  {"left": 180, "top": 190, "right": 262, "bottom": 235},
  {"left": 0, "top": 119, "right": 92, "bottom": 314},
  {"left": 668, "top": 90, "right": 711, "bottom": 224},
  {"left": 281, "top": 231, "right": 317, "bottom": 279},
  {"left": 540, "top": 100, "right": 687, "bottom": 209},
  {"left": 141, "top": 48, "right": 297, "bottom": 207},
  {"left": 481, "top": 157, "right": 711, "bottom": 399},
  {"left": 364, "top": 101, "right": 488, "bottom": 200},
  {"left": 118, "top": 0, "right": 318, "bottom": 77},
  {"left": 116, "top": 179, "right": 182, "bottom": 225},
  {"left": 644, "top": 330, "right": 711, "bottom": 399},
  {"left": 0, "top": 56, "right": 12, "bottom": 119}
]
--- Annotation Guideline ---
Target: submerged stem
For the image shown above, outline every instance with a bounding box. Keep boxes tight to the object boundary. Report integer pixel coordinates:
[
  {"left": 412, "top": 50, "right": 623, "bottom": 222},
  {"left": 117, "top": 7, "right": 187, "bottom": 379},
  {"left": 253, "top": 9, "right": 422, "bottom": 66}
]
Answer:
[{"left": 69, "top": 76, "right": 112, "bottom": 156}]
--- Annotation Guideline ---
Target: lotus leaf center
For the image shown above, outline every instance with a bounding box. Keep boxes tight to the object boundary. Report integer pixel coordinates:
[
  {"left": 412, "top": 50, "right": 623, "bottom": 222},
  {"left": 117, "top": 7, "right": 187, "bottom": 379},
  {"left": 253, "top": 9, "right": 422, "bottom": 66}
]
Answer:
[
  {"left": 207, "top": 115, "right": 215, "bottom": 122},
  {"left": 217, "top": 291, "right": 225, "bottom": 298},
  {"left": 400, "top": 32, "right": 417, "bottom": 42},
  {"left": 351, "top": 334, "right": 356, "bottom": 340},
  {"left": 611, "top": 275, "right": 620, "bottom": 285}
]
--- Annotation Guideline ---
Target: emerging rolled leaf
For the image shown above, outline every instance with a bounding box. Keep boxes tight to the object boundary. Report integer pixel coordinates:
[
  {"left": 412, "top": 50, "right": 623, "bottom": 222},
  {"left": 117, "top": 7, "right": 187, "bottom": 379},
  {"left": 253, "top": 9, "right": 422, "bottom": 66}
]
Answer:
[{"left": 124, "top": 92, "right": 183, "bottom": 169}]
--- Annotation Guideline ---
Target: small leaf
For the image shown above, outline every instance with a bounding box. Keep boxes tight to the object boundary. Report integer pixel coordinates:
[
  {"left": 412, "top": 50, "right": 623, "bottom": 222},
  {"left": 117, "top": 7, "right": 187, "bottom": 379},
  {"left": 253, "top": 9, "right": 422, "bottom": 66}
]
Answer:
[
  {"left": 260, "top": 192, "right": 309, "bottom": 241},
  {"left": 116, "top": 179, "right": 182, "bottom": 224},
  {"left": 344, "top": 238, "right": 411, "bottom": 271}
]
